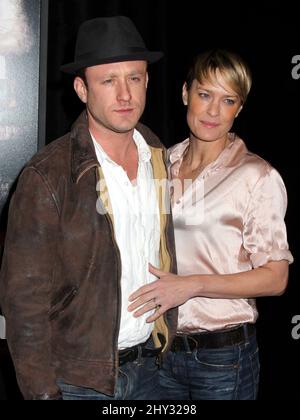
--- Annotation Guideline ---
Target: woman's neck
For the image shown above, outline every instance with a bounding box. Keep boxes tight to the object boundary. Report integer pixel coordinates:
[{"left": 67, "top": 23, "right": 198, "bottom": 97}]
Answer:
[{"left": 183, "top": 135, "right": 230, "bottom": 172}]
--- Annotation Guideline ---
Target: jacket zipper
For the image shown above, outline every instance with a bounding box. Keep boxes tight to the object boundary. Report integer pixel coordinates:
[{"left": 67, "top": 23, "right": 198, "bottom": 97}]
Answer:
[
  {"left": 95, "top": 168, "right": 122, "bottom": 385},
  {"left": 104, "top": 212, "right": 122, "bottom": 374}
]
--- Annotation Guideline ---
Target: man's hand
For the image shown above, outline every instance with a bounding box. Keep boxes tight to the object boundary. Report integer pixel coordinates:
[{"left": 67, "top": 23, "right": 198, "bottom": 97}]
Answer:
[{"left": 128, "top": 264, "right": 196, "bottom": 323}]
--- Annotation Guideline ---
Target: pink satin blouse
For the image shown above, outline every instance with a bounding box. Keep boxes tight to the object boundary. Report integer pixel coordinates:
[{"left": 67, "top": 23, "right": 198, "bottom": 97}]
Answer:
[{"left": 169, "top": 134, "right": 294, "bottom": 333}]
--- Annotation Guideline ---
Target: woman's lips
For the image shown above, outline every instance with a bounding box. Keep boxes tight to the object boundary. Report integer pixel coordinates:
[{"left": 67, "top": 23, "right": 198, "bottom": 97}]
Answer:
[{"left": 201, "top": 121, "right": 220, "bottom": 128}]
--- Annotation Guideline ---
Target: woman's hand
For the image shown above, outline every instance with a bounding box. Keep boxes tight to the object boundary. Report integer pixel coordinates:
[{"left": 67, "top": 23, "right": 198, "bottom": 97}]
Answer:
[{"left": 128, "top": 264, "right": 196, "bottom": 323}]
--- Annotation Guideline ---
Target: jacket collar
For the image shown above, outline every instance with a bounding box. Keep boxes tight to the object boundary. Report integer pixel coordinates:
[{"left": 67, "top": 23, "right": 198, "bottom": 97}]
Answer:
[
  {"left": 70, "top": 111, "right": 98, "bottom": 183},
  {"left": 70, "top": 111, "right": 164, "bottom": 183}
]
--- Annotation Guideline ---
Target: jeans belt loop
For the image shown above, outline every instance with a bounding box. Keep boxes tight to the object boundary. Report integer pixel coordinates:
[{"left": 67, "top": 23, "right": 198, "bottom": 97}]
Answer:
[
  {"left": 183, "top": 335, "right": 192, "bottom": 353},
  {"left": 137, "top": 343, "right": 143, "bottom": 366},
  {"left": 243, "top": 323, "right": 250, "bottom": 346}
]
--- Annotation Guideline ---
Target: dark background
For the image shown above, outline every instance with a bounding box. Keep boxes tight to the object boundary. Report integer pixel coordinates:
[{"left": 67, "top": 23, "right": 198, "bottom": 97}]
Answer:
[{"left": 1, "top": 0, "right": 299, "bottom": 400}]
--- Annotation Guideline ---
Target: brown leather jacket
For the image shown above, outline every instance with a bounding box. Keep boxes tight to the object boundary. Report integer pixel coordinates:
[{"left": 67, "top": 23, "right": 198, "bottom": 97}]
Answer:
[{"left": 0, "top": 112, "right": 177, "bottom": 400}]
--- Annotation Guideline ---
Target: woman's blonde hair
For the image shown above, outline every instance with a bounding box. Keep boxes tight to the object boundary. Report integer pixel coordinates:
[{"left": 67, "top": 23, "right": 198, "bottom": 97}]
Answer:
[{"left": 186, "top": 49, "right": 252, "bottom": 104}]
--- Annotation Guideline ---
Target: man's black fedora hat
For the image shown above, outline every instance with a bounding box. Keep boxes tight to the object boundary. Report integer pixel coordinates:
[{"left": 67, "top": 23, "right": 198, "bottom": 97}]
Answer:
[{"left": 60, "top": 16, "right": 163, "bottom": 74}]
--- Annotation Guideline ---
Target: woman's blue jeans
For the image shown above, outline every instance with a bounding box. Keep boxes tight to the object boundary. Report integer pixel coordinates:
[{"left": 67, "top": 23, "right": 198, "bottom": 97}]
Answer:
[{"left": 159, "top": 331, "right": 260, "bottom": 400}]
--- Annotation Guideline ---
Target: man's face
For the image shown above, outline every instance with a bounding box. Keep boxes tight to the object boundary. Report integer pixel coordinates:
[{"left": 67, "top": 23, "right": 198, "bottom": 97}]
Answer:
[{"left": 74, "top": 60, "right": 148, "bottom": 135}]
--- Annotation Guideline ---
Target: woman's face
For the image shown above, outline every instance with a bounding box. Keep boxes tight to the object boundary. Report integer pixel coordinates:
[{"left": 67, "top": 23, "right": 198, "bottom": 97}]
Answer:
[{"left": 183, "top": 70, "right": 242, "bottom": 143}]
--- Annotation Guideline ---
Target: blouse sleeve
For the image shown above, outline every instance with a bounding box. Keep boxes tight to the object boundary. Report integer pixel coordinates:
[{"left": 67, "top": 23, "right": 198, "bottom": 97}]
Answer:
[{"left": 243, "top": 166, "right": 294, "bottom": 268}]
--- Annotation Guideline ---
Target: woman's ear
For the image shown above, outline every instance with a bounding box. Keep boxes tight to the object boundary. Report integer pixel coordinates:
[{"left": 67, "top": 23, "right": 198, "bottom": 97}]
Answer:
[
  {"left": 182, "top": 83, "right": 188, "bottom": 106},
  {"left": 235, "top": 105, "right": 243, "bottom": 118}
]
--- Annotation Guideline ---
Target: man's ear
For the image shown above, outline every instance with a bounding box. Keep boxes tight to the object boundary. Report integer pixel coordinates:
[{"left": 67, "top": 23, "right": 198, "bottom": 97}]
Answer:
[
  {"left": 74, "top": 77, "right": 88, "bottom": 104},
  {"left": 182, "top": 83, "right": 188, "bottom": 106}
]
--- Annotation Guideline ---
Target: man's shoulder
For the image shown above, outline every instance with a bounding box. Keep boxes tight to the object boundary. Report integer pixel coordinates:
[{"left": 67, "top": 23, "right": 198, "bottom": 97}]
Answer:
[{"left": 26, "top": 133, "right": 71, "bottom": 173}]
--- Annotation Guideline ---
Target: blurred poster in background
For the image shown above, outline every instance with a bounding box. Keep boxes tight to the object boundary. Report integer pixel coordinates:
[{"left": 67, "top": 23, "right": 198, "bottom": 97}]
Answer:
[
  {"left": 0, "top": 0, "right": 47, "bottom": 400},
  {"left": 0, "top": 0, "right": 48, "bottom": 222}
]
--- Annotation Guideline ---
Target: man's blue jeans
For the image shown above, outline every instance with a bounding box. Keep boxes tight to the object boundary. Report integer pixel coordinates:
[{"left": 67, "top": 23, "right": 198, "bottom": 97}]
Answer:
[
  {"left": 58, "top": 354, "right": 161, "bottom": 400},
  {"left": 159, "top": 331, "right": 260, "bottom": 400}
]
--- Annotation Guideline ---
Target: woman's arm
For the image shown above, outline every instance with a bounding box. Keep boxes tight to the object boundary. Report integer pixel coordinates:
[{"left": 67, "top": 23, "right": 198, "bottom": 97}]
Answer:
[{"left": 128, "top": 260, "right": 289, "bottom": 323}]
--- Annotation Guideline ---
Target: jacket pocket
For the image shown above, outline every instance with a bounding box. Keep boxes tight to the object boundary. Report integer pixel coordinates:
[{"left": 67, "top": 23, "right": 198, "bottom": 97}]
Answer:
[{"left": 49, "top": 287, "right": 78, "bottom": 321}]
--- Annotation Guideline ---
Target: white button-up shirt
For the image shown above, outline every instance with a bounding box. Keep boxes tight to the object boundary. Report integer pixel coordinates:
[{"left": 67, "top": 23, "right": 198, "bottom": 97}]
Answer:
[{"left": 92, "top": 130, "right": 160, "bottom": 349}]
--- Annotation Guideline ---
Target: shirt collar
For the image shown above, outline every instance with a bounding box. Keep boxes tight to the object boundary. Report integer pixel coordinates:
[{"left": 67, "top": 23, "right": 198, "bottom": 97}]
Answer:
[
  {"left": 91, "top": 129, "right": 151, "bottom": 165},
  {"left": 169, "top": 138, "right": 190, "bottom": 165},
  {"left": 169, "top": 133, "right": 248, "bottom": 172},
  {"left": 133, "top": 129, "right": 152, "bottom": 163}
]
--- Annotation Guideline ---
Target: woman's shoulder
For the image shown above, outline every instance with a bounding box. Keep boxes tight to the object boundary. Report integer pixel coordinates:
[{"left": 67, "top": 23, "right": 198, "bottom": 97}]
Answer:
[
  {"left": 235, "top": 136, "right": 279, "bottom": 177},
  {"left": 225, "top": 135, "right": 286, "bottom": 194},
  {"left": 243, "top": 149, "right": 273, "bottom": 174}
]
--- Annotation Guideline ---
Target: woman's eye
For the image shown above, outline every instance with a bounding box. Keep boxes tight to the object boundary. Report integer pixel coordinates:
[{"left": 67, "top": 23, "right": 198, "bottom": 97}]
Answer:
[{"left": 224, "top": 98, "right": 236, "bottom": 105}]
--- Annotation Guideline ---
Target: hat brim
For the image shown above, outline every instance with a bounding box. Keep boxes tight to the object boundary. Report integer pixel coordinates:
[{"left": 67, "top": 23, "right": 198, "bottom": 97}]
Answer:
[{"left": 60, "top": 51, "right": 163, "bottom": 74}]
